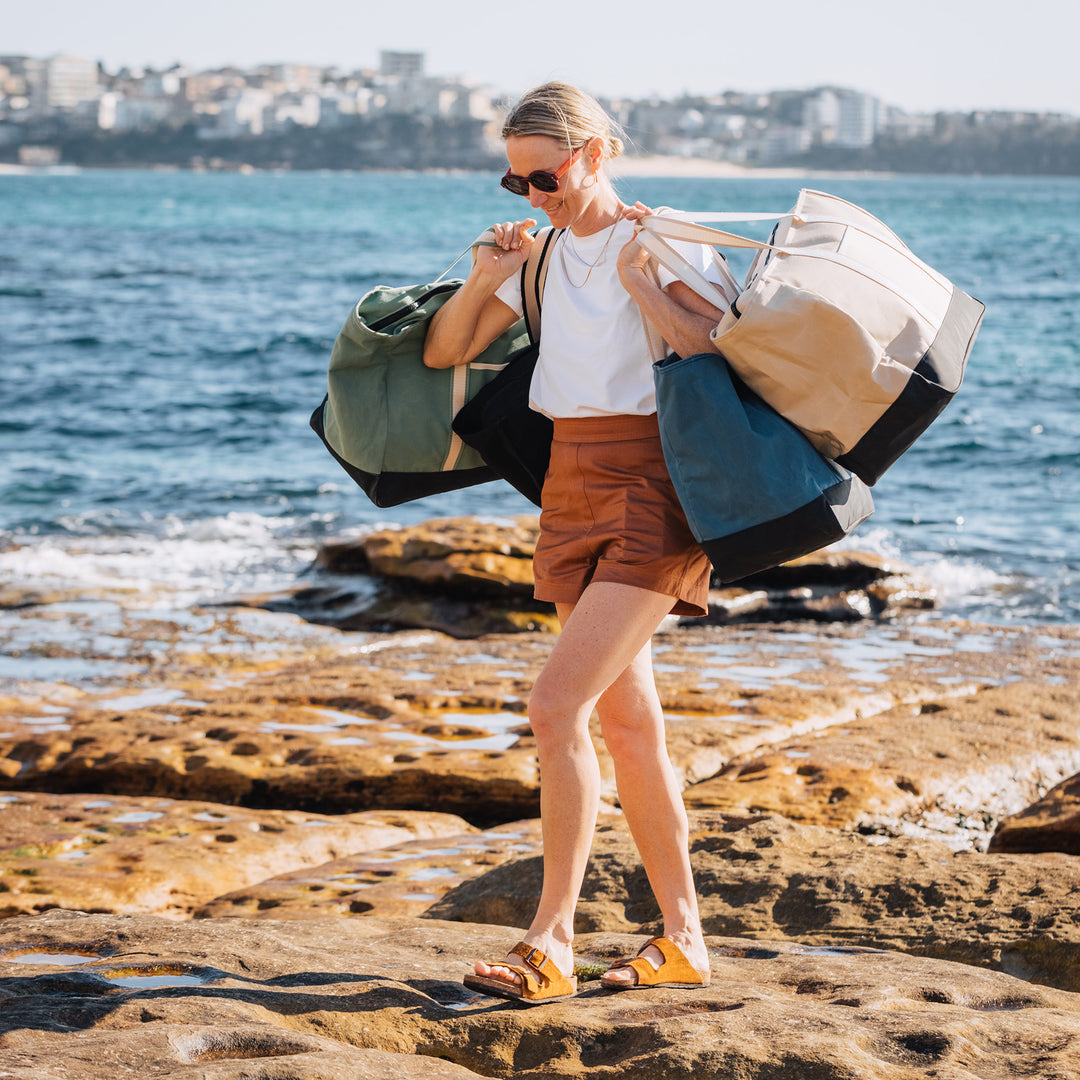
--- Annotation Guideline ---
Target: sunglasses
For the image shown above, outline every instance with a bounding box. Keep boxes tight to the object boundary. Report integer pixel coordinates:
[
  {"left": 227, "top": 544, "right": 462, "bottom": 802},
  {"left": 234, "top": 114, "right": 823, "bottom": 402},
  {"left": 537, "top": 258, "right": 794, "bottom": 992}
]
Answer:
[{"left": 500, "top": 145, "right": 584, "bottom": 197}]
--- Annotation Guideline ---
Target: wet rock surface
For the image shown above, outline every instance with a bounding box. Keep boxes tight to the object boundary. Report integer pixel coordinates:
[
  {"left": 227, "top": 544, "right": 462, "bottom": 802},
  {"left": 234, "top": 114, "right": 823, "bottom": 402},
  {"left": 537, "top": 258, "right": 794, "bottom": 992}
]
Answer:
[
  {"left": 679, "top": 681, "right": 1080, "bottom": 844},
  {"left": 0, "top": 1023, "right": 485, "bottom": 1080},
  {"left": 3, "top": 911, "right": 1080, "bottom": 1080},
  {"left": 5, "top": 620, "right": 1079, "bottom": 836},
  {"left": 257, "top": 518, "right": 938, "bottom": 635},
  {"left": 260, "top": 516, "right": 561, "bottom": 637},
  {"left": 194, "top": 817, "right": 546, "bottom": 921},
  {"left": 0, "top": 792, "right": 470, "bottom": 919}
]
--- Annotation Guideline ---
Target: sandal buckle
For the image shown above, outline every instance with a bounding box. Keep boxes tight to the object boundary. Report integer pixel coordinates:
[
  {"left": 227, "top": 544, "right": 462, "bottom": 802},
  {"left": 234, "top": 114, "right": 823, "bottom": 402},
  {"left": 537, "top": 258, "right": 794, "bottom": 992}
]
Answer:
[{"left": 521, "top": 946, "right": 544, "bottom": 969}]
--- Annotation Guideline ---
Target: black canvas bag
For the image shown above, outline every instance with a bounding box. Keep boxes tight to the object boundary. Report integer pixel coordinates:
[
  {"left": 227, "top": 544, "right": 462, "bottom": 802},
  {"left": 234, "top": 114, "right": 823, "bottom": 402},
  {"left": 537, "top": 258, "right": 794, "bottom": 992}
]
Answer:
[{"left": 451, "top": 227, "right": 563, "bottom": 507}]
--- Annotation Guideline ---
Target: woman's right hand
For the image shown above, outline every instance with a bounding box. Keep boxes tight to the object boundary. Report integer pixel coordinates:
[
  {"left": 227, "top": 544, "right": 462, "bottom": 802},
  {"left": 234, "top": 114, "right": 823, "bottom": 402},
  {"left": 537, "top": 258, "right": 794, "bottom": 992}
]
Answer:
[
  {"left": 424, "top": 219, "right": 535, "bottom": 369},
  {"left": 475, "top": 218, "right": 538, "bottom": 280}
]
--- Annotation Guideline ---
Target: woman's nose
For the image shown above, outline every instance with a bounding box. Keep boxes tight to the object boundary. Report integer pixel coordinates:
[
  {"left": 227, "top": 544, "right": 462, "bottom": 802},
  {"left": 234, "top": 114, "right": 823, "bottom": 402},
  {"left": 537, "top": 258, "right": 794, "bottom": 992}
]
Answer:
[{"left": 529, "top": 186, "right": 548, "bottom": 208}]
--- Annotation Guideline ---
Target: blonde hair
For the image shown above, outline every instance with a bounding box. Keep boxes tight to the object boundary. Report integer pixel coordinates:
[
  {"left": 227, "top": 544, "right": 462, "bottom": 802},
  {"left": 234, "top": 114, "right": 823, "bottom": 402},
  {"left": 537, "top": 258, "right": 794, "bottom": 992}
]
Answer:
[{"left": 501, "top": 82, "right": 626, "bottom": 161}]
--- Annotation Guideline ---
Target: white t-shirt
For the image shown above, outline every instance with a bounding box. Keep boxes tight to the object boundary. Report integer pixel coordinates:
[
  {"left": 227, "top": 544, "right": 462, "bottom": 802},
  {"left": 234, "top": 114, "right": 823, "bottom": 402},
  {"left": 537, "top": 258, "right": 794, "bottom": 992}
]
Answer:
[{"left": 495, "top": 215, "right": 726, "bottom": 419}]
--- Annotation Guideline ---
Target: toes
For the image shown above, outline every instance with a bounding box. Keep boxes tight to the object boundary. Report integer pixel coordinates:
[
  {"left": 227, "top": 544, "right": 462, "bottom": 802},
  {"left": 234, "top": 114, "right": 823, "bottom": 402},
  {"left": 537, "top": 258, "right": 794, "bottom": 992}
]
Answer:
[{"left": 474, "top": 961, "right": 521, "bottom": 985}]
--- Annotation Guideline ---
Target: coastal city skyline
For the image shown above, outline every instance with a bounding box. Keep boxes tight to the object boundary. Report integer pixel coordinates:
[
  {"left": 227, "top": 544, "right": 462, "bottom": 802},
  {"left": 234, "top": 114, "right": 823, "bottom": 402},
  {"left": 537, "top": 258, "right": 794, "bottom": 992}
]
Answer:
[
  {"left": 5, "top": 45, "right": 1075, "bottom": 175},
  {"left": 7, "top": 0, "right": 1080, "bottom": 117}
]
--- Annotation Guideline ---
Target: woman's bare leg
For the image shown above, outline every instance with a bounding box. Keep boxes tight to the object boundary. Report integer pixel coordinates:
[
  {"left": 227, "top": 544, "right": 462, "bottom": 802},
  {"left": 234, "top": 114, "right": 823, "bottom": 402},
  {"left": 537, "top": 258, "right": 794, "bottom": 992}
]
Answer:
[
  {"left": 595, "top": 642, "right": 709, "bottom": 985},
  {"left": 473, "top": 581, "right": 676, "bottom": 989}
]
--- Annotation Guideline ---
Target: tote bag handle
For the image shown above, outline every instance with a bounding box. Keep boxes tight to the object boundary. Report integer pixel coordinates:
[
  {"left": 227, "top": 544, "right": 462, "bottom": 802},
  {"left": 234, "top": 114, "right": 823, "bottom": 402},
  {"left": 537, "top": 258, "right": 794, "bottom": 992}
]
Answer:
[
  {"left": 435, "top": 227, "right": 505, "bottom": 283},
  {"left": 635, "top": 213, "right": 951, "bottom": 327}
]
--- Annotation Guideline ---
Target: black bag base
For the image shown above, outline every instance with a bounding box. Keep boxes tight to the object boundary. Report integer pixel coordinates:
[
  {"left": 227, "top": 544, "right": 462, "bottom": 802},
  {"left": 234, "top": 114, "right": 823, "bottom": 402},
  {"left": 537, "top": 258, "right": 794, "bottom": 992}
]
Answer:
[
  {"left": 702, "top": 474, "right": 875, "bottom": 584},
  {"left": 310, "top": 398, "right": 497, "bottom": 509}
]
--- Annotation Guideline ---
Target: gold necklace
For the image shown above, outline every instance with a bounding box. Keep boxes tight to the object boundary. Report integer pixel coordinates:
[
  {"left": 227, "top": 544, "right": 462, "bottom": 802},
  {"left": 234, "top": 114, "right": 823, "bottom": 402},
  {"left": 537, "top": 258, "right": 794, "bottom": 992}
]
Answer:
[{"left": 561, "top": 205, "right": 625, "bottom": 289}]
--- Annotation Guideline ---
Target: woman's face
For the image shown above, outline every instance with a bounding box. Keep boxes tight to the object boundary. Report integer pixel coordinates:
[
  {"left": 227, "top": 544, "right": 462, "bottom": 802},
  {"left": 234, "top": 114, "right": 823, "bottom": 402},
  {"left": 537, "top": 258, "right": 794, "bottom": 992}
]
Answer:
[{"left": 503, "top": 135, "right": 597, "bottom": 229}]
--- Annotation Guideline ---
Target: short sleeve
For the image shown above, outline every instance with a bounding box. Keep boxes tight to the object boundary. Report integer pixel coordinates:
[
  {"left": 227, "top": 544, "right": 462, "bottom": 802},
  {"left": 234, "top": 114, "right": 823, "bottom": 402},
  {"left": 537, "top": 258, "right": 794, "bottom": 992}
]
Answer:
[{"left": 494, "top": 269, "right": 524, "bottom": 318}]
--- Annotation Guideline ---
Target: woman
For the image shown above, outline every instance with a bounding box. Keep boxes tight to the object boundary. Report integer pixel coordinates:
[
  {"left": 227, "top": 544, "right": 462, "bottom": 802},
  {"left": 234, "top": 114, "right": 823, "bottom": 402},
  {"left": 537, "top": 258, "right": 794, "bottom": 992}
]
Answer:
[{"left": 424, "top": 82, "right": 727, "bottom": 1002}]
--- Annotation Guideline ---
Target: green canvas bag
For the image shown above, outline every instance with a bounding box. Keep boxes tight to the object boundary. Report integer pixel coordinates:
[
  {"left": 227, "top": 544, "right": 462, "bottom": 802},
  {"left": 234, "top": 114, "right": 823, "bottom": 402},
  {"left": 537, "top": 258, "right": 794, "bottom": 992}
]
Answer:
[{"left": 310, "top": 228, "right": 555, "bottom": 508}]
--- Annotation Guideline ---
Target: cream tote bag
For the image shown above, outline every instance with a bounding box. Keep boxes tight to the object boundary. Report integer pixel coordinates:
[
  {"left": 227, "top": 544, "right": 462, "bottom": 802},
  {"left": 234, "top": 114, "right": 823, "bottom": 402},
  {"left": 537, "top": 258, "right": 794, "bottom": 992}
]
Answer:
[{"left": 635, "top": 190, "right": 986, "bottom": 485}]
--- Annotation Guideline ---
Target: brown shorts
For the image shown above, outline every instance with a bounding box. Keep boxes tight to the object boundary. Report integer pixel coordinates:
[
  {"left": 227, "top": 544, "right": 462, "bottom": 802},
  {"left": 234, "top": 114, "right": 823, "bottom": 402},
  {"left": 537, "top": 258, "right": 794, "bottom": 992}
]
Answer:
[{"left": 532, "top": 413, "right": 711, "bottom": 617}]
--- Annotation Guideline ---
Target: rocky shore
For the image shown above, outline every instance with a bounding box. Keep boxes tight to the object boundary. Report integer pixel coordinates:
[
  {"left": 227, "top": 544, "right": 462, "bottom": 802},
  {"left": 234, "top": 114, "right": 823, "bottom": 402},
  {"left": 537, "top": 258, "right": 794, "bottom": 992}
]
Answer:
[{"left": 3, "top": 515, "right": 1080, "bottom": 1078}]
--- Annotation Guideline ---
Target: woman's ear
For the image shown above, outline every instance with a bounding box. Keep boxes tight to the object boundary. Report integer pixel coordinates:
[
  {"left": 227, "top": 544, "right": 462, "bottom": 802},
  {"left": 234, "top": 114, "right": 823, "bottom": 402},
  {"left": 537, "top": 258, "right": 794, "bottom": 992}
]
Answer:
[{"left": 587, "top": 135, "right": 604, "bottom": 176}]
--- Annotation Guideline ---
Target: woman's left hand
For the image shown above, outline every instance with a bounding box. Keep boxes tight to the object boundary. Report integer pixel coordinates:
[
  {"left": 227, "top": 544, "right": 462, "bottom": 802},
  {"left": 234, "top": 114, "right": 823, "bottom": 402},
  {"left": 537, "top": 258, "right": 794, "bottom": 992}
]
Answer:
[{"left": 617, "top": 201, "right": 655, "bottom": 281}]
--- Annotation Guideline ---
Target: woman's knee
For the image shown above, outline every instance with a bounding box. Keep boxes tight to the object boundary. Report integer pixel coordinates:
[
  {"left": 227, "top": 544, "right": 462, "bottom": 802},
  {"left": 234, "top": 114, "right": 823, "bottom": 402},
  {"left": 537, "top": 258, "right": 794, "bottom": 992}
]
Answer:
[
  {"left": 528, "top": 674, "right": 590, "bottom": 744},
  {"left": 598, "top": 696, "right": 665, "bottom": 762}
]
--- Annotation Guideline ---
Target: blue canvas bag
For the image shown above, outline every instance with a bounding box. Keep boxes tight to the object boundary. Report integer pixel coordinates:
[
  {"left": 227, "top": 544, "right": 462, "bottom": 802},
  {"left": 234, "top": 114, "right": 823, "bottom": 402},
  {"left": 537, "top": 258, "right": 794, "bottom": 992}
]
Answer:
[{"left": 654, "top": 351, "right": 874, "bottom": 583}]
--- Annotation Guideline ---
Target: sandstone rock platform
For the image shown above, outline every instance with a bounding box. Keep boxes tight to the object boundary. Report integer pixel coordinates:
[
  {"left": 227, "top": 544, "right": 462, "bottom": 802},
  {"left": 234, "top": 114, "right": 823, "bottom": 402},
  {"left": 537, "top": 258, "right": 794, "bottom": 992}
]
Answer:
[
  {"left": 5, "top": 516, "right": 1080, "bottom": 1077},
  {"left": 3, "top": 910, "right": 1080, "bottom": 1079},
  {"left": 991, "top": 771, "right": 1080, "bottom": 856},
  {"left": 0, "top": 791, "right": 470, "bottom": 920},
  {"left": 429, "top": 810, "right": 1080, "bottom": 995}
]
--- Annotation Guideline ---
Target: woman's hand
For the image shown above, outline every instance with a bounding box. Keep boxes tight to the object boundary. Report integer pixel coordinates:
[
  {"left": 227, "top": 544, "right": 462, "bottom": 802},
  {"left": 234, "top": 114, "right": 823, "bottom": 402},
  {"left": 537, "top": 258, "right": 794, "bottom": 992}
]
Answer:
[
  {"left": 617, "top": 201, "right": 724, "bottom": 358},
  {"left": 423, "top": 219, "right": 533, "bottom": 369},
  {"left": 476, "top": 218, "right": 538, "bottom": 281},
  {"left": 616, "top": 201, "right": 655, "bottom": 283}
]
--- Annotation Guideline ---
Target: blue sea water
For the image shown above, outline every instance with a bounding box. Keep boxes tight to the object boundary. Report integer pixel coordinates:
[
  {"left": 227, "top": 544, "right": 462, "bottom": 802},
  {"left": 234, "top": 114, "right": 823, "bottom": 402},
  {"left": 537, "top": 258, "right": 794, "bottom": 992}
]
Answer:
[{"left": 1, "top": 168, "right": 1078, "bottom": 625}]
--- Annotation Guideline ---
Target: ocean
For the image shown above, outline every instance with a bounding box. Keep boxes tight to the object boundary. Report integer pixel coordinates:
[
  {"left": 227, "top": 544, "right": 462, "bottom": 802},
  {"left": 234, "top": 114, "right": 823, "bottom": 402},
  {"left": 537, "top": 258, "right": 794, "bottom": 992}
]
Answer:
[{"left": 1, "top": 167, "right": 1078, "bottom": 656}]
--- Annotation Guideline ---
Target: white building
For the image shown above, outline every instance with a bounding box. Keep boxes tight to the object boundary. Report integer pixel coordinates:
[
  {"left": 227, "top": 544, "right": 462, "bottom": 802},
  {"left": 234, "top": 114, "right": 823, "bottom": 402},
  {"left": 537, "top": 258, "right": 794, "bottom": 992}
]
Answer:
[
  {"left": 881, "top": 107, "right": 935, "bottom": 140},
  {"left": 835, "top": 91, "right": 881, "bottom": 148},
  {"left": 140, "top": 69, "right": 184, "bottom": 98},
  {"left": 43, "top": 54, "right": 100, "bottom": 110},
  {"left": 803, "top": 89, "right": 840, "bottom": 143},
  {"left": 750, "top": 125, "right": 813, "bottom": 163},
  {"left": 379, "top": 51, "right": 424, "bottom": 78},
  {"left": 377, "top": 76, "right": 495, "bottom": 120},
  {"left": 212, "top": 88, "right": 275, "bottom": 136},
  {"left": 98, "top": 91, "right": 175, "bottom": 131},
  {"left": 319, "top": 85, "right": 376, "bottom": 123},
  {"left": 803, "top": 88, "right": 882, "bottom": 148},
  {"left": 269, "top": 92, "right": 321, "bottom": 129}
]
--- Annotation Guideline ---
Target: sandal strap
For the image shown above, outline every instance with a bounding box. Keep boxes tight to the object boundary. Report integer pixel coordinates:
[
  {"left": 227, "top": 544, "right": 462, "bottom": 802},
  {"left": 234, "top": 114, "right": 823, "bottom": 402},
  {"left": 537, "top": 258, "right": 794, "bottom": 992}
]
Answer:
[
  {"left": 509, "top": 942, "right": 556, "bottom": 981},
  {"left": 507, "top": 941, "right": 574, "bottom": 998},
  {"left": 606, "top": 936, "right": 704, "bottom": 986}
]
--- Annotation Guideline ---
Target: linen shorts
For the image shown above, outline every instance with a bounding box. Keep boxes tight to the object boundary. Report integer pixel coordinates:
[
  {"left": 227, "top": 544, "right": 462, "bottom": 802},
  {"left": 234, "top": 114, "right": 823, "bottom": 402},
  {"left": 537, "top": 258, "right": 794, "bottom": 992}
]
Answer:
[{"left": 532, "top": 413, "right": 711, "bottom": 617}]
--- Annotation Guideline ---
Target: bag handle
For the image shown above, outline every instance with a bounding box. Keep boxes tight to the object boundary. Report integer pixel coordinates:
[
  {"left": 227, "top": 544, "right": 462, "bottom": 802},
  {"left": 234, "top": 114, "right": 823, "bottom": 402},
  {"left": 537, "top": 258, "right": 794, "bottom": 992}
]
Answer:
[
  {"left": 637, "top": 211, "right": 928, "bottom": 267},
  {"left": 521, "top": 226, "right": 562, "bottom": 344},
  {"left": 434, "top": 227, "right": 559, "bottom": 473},
  {"left": 434, "top": 231, "right": 496, "bottom": 283},
  {"left": 434, "top": 226, "right": 561, "bottom": 343},
  {"left": 635, "top": 214, "right": 950, "bottom": 326},
  {"left": 632, "top": 228, "right": 735, "bottom": 313}
]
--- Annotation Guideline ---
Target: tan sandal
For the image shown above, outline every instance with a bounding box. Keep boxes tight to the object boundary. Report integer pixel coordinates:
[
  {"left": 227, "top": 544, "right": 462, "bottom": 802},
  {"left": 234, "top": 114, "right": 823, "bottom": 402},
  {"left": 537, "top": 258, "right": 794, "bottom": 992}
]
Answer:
[
  {"left": 463, "top": 941, "right": 578, "bottom": 1006},
  {"left": 601, "top": 936, "right": 710, "bottom": 990}
]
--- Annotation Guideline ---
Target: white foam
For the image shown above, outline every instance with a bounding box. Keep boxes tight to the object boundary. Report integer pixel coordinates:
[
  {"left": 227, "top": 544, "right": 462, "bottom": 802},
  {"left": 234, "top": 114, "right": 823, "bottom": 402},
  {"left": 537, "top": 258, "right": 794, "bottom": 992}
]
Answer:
[
  {"left": 912, "top": 555, "right": 1007, "bottom": 603},
  {"left": 832, "top": 526, "right": 1008, "bottom": 610},
  {"left": 1, "top": 512, "right": 318, "bottom": 608}
]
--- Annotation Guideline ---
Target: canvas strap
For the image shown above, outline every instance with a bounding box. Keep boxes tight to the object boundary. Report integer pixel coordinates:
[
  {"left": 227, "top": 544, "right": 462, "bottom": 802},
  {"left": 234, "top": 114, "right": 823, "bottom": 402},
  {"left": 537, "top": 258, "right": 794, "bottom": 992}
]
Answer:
[
  {"left": 635, "top": 211, "right": 950, "bottom": 326},
  {"left": 436, "top": 225, "right": 560, "bottom": 472},
  {"left": 520, "top": 225, "right": 562, "bottom": 344}
]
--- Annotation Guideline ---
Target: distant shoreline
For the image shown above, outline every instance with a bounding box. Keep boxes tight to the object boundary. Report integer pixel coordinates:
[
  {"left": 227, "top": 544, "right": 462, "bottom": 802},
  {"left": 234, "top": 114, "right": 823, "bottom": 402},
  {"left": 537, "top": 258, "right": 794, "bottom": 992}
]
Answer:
[
  {"left": 3, "top": 157, "right": 1072, "bottom": 180},
  {"left": 0, "top": 157, "right": 892, "bottom": 180}
]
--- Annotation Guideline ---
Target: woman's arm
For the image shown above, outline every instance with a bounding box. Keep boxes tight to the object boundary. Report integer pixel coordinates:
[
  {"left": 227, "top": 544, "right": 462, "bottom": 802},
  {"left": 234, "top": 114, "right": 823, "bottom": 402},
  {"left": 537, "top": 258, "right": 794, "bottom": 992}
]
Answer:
[
  {"left": 423, "top": 219, "right": 536, "bottom": 369},
  {"left": 616, "top": 202, "right": 725, "bottom": 359}
]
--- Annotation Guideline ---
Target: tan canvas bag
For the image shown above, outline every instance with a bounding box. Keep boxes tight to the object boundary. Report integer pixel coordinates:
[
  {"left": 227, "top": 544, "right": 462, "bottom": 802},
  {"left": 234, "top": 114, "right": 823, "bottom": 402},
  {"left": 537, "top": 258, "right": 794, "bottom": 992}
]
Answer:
[{"left": 635, "top": 190, "right": 985, "bottom": 484}]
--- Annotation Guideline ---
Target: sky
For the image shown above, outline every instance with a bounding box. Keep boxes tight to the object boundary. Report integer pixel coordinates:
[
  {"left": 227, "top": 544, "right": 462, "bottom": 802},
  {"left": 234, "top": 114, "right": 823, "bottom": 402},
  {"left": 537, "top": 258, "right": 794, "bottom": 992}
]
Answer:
[{"left": 6, "top": 0, "right": 1079, "bottom": 116}]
